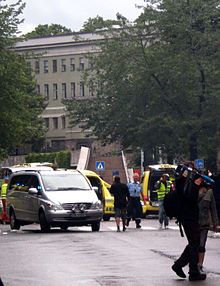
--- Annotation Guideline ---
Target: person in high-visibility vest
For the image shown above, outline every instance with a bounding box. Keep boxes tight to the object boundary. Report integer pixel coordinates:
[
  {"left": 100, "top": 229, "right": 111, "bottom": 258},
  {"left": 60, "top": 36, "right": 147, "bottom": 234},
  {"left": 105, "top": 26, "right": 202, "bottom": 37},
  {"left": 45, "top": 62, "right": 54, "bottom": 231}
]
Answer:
[
  {"left": 1, "top": 177, "right": 9, "bottom": 222},
  {"left": 155, "top": 173, "right": 172, "bottom": 229}
]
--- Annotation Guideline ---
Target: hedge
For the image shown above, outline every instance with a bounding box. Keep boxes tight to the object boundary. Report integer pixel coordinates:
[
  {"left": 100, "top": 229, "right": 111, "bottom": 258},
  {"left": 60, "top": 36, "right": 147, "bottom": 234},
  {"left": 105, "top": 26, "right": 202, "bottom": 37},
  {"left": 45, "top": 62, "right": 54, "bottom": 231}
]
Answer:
[{"left": 25, "top": 151, "right": 71, "bottom": 169}]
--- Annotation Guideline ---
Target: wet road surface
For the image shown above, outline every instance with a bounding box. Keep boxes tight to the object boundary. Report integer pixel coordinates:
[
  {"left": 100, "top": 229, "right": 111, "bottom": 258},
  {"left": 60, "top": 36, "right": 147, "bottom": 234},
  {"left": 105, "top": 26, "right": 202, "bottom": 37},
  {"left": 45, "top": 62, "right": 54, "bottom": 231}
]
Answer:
[{"left": 0, "top": 218, "right": 220, "bottom": 286}]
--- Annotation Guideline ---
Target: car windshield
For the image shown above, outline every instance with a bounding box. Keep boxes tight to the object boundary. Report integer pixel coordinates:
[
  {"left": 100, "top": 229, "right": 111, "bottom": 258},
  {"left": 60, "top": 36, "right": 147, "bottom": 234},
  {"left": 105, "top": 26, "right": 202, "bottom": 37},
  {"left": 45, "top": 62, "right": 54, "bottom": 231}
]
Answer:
[{"left": 41, "top": 173, "right": 91, "bottom": 191}]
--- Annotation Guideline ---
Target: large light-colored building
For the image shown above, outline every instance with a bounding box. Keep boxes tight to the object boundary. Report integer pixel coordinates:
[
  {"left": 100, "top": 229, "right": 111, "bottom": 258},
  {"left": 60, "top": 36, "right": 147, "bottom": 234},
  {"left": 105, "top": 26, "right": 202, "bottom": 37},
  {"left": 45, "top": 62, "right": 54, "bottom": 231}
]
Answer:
[{"left": 15, "top": 32, "right": 104, "bottom": 153}]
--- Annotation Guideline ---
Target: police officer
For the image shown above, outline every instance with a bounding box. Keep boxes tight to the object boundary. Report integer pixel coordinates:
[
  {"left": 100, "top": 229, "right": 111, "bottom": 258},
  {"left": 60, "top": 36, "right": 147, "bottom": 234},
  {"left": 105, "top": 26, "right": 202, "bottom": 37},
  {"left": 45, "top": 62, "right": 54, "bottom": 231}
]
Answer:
[
  {"left": 126, "top": 173, "right": 146, "bottom": 228},
  {"left": 155, "top": 173, "right": 172, "bottom": 229}
]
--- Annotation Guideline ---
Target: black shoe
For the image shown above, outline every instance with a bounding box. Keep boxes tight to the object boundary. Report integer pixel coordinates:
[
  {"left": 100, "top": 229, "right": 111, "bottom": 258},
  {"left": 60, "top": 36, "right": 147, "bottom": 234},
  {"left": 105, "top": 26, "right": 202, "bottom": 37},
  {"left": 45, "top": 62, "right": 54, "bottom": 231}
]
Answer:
[
  {"left": 136, "top": 224, "right": 141, "bottom": 229},
  {"left": 172, "top": 264, "right": 186, "bottom": 278},
  {"left": 189, "top": 273, "right": 206, "bottom": 281},
  {"left": 126, "top": 219, "right": 130, "bottom": 227},
  {"left": 123, "top": 226, "right": 126, "bottom": 231}
]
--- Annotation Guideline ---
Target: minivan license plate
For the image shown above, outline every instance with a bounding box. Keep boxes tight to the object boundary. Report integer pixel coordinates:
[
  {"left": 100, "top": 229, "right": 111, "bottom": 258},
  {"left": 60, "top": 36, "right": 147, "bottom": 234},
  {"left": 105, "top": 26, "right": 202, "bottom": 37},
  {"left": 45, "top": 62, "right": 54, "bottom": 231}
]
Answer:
[{"left": 72, "top": 212, "right": 86, "bottom": 217}]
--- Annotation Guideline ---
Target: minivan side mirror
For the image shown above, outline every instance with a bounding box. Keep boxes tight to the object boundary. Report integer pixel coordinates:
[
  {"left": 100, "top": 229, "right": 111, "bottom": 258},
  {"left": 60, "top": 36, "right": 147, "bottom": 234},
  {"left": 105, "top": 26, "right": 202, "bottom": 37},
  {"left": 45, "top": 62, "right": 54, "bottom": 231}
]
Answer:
[
  {"left": 92, "top": 186, "right": 98, "bottom": 192},
  {"left": 28, "top": 187, "right": 38, "bottom": 195}
]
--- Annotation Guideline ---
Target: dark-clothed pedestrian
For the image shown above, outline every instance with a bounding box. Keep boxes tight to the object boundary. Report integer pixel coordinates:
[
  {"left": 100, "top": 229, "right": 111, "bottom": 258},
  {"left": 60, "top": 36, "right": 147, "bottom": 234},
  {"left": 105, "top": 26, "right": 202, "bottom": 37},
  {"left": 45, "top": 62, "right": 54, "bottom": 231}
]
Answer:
[
  {"left": 126, "top": 173, "right": 146, "bottom": 229},
  {"left": 110, "top": 176, "right": 130, "bottom": 232},
  {"left": 155, "top": 173, "right": 172, "bottom": 229},
  {"left": 171, "top": 164, "right": 207, "bottom": 281},
  {"left": 198, "top": 182, "right": 218, "bottom": 273}
]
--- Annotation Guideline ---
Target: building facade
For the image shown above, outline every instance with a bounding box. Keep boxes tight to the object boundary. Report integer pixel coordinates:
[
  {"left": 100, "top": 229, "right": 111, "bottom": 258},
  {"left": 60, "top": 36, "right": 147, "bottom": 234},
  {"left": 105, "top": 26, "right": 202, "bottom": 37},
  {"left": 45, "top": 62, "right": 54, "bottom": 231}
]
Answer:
[{"left": 15, "top": 32, "right": 104, "bottom": 153}]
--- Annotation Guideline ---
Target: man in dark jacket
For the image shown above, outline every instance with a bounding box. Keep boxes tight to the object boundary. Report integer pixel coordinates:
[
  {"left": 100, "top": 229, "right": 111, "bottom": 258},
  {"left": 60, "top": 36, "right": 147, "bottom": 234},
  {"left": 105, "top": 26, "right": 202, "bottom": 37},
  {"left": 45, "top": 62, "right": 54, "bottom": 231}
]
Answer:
[
  {"left": 171, "top": 166, "right": 207, "bottom": 281},
  {"left": 110, "top": 176, "right": 130, "bottom": 232}
]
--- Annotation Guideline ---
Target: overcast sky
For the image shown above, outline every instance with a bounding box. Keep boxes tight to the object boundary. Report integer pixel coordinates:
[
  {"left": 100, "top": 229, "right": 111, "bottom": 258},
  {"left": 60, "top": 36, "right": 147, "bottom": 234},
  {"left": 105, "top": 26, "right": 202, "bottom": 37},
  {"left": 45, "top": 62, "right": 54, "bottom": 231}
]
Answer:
[{"left": 6, "top": 0, "right": 144, "bottom": 34}]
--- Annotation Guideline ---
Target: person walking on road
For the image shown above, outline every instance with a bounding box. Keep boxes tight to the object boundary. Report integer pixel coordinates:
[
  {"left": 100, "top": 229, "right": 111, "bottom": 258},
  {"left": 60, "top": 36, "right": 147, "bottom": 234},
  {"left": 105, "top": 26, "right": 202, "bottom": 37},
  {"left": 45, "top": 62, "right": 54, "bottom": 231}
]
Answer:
[
  {"left": 155, "top": 173, "right": 172, "bottom": 229},
  {"left": 171, "top": 164, "right": 207, "bottom": 281},
  {"left": 126, "top": 173, "right": 146, "bottom": 229},
  {"left": 198, "top": 182, "right": 218, "bottom": 273},
  {"left": 110, "top": 176, "right": 130, "bottom": 232}
]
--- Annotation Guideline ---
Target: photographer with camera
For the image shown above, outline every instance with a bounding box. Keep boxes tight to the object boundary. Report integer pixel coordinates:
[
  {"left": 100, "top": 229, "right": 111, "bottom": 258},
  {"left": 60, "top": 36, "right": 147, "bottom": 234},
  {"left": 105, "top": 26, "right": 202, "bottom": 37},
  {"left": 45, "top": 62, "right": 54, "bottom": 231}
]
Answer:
[{"left": 171, "top": 163, "right": 207, "bottom": 281}]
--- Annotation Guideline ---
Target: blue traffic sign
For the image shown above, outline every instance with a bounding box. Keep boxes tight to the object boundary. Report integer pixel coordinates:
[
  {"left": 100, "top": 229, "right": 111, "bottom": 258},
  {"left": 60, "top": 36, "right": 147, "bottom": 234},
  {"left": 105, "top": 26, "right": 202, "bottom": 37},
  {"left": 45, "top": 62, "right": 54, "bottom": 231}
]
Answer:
[
  {"left": 194, "top": 159, "right": 204, "bottom": 170},
  {"left": 95, "top": 161, "right": 105, "bottom": 171}
]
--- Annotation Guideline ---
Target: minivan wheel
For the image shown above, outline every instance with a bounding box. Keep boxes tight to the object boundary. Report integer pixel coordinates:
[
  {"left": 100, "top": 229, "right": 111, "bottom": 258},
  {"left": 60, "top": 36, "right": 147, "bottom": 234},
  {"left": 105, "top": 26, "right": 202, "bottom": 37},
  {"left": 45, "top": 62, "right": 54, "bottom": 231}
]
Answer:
[
  {"left": 91, "top": 222, "right": 100, "bottom": 232},
  {"left": 39, "top": 211, "right": 50, "bottom": 232},
  {"left": 10, "top": 210, "right": 20, "bottom": 230}
]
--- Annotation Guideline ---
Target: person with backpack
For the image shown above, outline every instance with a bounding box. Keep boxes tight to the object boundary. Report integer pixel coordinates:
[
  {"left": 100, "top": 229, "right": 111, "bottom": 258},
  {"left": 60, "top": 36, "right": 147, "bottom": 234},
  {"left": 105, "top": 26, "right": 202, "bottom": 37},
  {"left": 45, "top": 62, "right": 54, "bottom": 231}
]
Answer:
[
  {"left": 171, "top": 164, "right": 207, "bottom": 281},
  {"left": 154, "top": 173, "right": 172, "bottom": 229}
]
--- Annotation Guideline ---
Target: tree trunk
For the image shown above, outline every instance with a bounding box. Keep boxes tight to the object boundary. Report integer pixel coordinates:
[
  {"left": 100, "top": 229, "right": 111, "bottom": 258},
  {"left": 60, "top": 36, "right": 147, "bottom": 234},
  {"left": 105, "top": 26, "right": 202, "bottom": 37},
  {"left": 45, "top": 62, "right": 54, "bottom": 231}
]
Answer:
[{"left": 189, "top": 133, "right": 198, "bottom": 161}]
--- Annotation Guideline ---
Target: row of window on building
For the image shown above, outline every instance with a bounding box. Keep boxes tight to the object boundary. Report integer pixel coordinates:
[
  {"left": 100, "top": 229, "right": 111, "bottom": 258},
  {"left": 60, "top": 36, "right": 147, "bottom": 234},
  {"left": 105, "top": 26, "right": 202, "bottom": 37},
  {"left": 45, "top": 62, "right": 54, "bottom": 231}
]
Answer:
[
  {"left": 44, "top": 116, "right": 66, "bottom": 130},
  {"left": 31, "top": 57, "right": 91, "bottom": 74},
  {"left": 36, "top": 81, "right": 94, "bottom": 100}
]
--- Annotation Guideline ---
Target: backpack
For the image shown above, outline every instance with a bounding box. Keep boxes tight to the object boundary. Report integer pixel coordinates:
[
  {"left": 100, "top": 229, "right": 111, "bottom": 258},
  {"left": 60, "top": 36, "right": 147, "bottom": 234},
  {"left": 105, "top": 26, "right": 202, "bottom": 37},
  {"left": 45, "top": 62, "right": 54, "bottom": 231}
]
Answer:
[
  {"left": 163, "top": 189, "right": 181, "bottom": 220},
  {"left": 164, "top": 189, "right": 184, "bottom": 237}
]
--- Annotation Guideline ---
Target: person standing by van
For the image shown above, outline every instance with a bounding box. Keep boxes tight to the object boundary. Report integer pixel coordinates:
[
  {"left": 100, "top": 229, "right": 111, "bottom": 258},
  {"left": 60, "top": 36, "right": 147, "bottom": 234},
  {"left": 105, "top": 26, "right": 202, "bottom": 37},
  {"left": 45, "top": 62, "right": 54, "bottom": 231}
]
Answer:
[
  {"left": 155, "top": 174, "right": 172, "bottom": 229},
  {"left": 126, "top": 173, "right": 146, "bottom": 229},
  {"left": 110, "top": 176, "right": 130, "bottom": 232},
  {"left": 1, "top": 177, "right": 9, "bottom": 223}
]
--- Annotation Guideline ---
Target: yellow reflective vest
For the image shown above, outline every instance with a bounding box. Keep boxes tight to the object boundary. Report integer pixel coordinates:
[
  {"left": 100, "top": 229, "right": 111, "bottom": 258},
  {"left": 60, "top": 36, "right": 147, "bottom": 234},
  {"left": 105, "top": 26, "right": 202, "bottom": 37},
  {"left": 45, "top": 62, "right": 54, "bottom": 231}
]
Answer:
[
  {"left": 156, "top": 181, "right": 171, "bottom": 201},
  {"left": 1, "top": 183, "right": 8, "bottom": 198}
]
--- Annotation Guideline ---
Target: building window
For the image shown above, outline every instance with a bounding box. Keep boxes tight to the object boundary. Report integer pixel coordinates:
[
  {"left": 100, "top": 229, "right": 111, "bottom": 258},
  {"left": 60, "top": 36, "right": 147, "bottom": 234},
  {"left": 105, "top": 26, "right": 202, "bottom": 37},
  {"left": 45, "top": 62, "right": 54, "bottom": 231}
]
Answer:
[
  {"left": 52, "top": 60, "right": 57, "bottom": 73},
  {"left": 44, "top": 84, "right": 49, "bottom": 100},
  {"left": 53, "top": 83, "right": 58, "bottom": 100},
  {"left": 61, "top": 59, "right": 66, "bottom": 72},
  {"left": 52, "top": 117, "right": 58, "bottom": 129},
  {"left": 35, "top": 60, "right": 40, "bottom": 74},
  {"left": 70, "top": 82, "right": 76, "bottom": 97},
  {"left": 36, "top": 84, "right": 40, "bottom": 95},
  {"left": 44, "top": 118, "right": 49, "bottom": 129},
  {"left": 70, "top": 58, "right": 75, "bottom": 71},
  {"left": 44, "top": 60, "right": 49, "bottom": 73},
  {"left": 61, "top": 116, "right": 66, "bottom": 129},
  {"left": 80, "top": 82, "right": 85, "bottom": 97},
  {"left": 79, "top": 57, "right": 84, "bottom": 71},
  {"left": 89, "top": 81, "right": 94, "bottom": 97},
  {"left": 62, "top": 83, "right": 67, "bottom": 99}
]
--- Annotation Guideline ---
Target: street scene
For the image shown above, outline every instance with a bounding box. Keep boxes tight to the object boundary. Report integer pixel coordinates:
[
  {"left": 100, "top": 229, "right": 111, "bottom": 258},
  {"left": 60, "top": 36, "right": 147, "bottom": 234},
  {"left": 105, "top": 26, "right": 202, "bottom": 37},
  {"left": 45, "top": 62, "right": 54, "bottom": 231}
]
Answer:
[
  {"left": 0, "top": 218, "right": 220, "bottom": 286},
  {"left": 1, "top": 1, "right": 220, "bottom": 286}
]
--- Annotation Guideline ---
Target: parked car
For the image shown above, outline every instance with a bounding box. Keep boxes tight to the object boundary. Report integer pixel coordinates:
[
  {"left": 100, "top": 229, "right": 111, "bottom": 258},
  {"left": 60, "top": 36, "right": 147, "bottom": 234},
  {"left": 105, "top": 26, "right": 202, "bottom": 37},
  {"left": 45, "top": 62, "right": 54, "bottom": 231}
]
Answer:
[
  {"left": 7, "top": 170, "right": 103, "bottom": 232},
  {"left": 141, "top": 164, "right": 176, "bottom": 216},
  {"left": 81, "top": 170, "right": 114, "bottom": 221},
  {"left": 0, "top": 164, "right": 54, "bottom": 223}
]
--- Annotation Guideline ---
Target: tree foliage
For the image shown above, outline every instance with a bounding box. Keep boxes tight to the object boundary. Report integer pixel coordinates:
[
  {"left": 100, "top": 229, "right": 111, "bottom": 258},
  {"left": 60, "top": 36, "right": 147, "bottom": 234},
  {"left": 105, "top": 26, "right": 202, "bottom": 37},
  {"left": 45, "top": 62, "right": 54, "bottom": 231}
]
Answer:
[
  {"left": 81, "top": 15, "right": 121, "bottom": 32},
  {"left": 24, "top": 23, "right": 72, "bottom": 38},
  {"left": 66, "top": 0, "right": 220, "bottom": 168},
  {"left": 0, "top": 0, "right": 45, "bottom": 159}
]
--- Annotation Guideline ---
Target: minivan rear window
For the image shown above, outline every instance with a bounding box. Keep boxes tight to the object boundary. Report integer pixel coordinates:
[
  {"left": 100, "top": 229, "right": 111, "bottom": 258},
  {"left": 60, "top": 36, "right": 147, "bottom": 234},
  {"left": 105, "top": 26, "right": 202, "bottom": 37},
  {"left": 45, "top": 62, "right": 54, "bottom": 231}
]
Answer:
[{"left": 41, "top": 173, "right": 90, "bottom": 191}]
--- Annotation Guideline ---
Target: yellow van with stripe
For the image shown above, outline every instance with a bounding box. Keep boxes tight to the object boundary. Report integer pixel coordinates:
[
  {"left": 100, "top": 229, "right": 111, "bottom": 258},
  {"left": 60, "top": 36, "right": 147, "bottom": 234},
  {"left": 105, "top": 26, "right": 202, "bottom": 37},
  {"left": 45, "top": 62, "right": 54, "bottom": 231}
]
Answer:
[{"left": 141, "top": 164, "right": 176, "bottom": 216}]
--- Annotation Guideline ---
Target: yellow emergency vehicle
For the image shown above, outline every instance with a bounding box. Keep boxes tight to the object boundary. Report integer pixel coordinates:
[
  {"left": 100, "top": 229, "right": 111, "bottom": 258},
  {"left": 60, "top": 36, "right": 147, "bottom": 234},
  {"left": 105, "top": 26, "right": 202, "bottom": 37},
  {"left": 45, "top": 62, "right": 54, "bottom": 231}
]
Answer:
[
  {"left": 81, "top": 170, "right": 115, "bottom": 221},
  {"left": 141, "top": 164, "right": 176, "bottom": 216}
]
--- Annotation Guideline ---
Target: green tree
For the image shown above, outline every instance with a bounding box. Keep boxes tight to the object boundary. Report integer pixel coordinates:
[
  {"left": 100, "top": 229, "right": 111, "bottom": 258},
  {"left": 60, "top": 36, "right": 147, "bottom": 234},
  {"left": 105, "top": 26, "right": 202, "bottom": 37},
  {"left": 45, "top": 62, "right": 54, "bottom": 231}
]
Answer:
[
  {"left": 0, "top": 0, "right": 45, "bottom": 160},
  {"left": 24, "top": 23, "right": 72, "bottom": 38},
  {"left": 66, "top": 0, "right": 220, "bottom": 168},
  {"left": 81, "top": 16, "right": 120, "bottom": 32}
]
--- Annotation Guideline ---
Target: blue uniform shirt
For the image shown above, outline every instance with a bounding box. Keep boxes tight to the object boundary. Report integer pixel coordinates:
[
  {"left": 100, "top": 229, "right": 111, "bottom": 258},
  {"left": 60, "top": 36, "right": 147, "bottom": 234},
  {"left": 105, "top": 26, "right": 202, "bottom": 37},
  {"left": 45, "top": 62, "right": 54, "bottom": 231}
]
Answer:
[{"left": 128, "top": 182, "right": 142, "bottom": 198}]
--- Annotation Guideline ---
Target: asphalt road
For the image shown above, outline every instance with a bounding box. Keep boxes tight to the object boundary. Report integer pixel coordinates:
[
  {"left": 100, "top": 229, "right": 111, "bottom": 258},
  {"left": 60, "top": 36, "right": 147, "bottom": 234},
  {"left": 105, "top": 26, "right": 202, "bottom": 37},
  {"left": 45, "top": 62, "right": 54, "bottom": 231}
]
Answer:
[{"left": 0, "top": 218, "right": 220, "bottom": 286}]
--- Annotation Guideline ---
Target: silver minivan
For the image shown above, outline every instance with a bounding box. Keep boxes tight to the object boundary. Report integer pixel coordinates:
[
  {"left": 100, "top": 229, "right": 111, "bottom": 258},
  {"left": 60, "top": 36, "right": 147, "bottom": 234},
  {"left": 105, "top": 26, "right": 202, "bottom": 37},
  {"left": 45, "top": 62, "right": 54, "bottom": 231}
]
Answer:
[{"left": 7, "top": 170, "right": 103, "bottom": 232}]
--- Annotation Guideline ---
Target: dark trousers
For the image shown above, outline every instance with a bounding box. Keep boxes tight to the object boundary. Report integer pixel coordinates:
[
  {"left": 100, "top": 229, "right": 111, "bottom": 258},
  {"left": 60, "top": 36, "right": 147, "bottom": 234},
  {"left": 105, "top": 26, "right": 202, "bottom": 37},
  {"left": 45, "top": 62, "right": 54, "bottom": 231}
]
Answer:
[
  {"left": 175, "top": 221, "right": 200, "bottom": 275},
  {"left": 126, "top": 197, "right": 142, "bottom": 225}
]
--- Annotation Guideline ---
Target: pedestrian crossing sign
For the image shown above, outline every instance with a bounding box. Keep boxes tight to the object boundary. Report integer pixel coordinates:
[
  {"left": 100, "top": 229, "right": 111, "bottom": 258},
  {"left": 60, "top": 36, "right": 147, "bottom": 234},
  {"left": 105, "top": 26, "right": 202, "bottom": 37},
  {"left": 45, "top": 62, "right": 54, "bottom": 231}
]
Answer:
[{"left": 95, "top": 161, "right": 105, "bottom": 171}]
